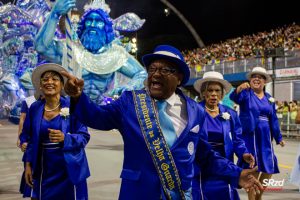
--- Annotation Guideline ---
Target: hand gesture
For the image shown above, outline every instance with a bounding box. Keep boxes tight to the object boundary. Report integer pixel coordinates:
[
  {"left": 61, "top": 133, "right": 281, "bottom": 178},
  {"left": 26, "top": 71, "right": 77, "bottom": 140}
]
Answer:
[
  {"left": 53, "top": 0, "right": 76, "bottom": 16},
  {"left": 239, "top": 167, "right": 263, "bottom": 194},
  {"left": 61, "top": 71, "right": 84, "bottom": 98},
  {"left": 25, "top": 163, "right": 33, "bottom": 188},
  {"left": 49, "top": 129, "right": 65, "bottom": 143},
  {"left": 236, "top": 82, "right": 250, "bottom": 94},
  {"left": 243, "top": 153, "right": 255, "bottom": 168},
  {"left": 21, "top": 142, "right": 28, "bottom": 152},
  {"left": 279, "top": 140, "right": 285, "bottom": 147},
  {"left": 17, "top": 139, "right": 21, "bottom": 148}
]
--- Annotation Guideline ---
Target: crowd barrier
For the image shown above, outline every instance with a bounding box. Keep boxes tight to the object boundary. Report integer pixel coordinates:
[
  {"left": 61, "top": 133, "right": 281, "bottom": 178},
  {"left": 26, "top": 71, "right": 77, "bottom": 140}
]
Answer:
[
  {"left": 190, "top": 49, "right": 300, "bottom": 78},
  {"left": 278, "top": 112, "right": 300, "bottom": 138}
]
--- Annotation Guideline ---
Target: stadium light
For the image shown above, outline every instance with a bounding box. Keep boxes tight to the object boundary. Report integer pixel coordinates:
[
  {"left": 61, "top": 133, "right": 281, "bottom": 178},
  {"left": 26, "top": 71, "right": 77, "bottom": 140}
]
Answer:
[
  {"left": 160, "top": 0, "right": 205, "bottom": 48},
  {"left": 164, "top": 8, "right": 170, "bottom": 16}
]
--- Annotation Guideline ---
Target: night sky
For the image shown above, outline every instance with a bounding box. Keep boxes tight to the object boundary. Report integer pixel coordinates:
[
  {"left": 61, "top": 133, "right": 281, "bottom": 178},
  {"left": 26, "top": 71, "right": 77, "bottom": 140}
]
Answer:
[
  {"left": 1, "top": 0, "right": 299, "bottom": 57},
  {"left": 107, "top": 0, "right": 299, "bottom": 56}
]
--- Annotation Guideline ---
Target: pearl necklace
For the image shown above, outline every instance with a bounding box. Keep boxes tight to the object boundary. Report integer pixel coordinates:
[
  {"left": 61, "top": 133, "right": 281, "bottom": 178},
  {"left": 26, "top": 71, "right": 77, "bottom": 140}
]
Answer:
[
  {"left": 44, "top": 103, "right": 61, "bottom": 112},
  {"left": 205, "top": 106, "right": 218, "bottom": 112}
]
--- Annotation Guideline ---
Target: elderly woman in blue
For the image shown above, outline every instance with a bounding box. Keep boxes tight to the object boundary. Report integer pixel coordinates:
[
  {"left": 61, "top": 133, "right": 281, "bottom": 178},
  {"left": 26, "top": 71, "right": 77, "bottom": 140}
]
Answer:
[
  {"left": 230, "top": 66, "right": 285, "bottom": 200},
  {"left": 21, "top": 63, "right": 90, "bottom": 200},
  {"left": 193, "top": 71, "right": 255, "bottom": 200}
]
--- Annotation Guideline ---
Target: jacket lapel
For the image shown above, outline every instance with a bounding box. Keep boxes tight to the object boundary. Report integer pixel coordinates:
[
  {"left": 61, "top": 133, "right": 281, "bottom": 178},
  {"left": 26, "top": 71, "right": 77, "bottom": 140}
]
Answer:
[
  {"left": 61, "top": 117, "right": 68, "bottom": 134},
  {"left": 249, "top": 89, "right": 260, "bottom": 117},
  {"left": 219, "top": 105, "right": 231, "bottom": 159},
  {"left": 33, "top": 101, "right": 45, "bottom": 142},
  {"left": 60, "top": 97, "right": 69, "bottom": 134}
]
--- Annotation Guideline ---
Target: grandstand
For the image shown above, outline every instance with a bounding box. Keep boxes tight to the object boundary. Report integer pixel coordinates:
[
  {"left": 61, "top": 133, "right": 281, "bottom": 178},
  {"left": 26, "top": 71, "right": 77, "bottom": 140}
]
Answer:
[{"left": 183, "top": 23, "right": 300, "bottom": 99}]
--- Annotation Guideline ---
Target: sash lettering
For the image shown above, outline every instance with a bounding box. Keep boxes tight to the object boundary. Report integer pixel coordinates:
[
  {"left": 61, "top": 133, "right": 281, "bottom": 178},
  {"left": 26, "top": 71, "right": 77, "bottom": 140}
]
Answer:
[{"left": 133, "top": 90, "right": 185, "bottom": 200}]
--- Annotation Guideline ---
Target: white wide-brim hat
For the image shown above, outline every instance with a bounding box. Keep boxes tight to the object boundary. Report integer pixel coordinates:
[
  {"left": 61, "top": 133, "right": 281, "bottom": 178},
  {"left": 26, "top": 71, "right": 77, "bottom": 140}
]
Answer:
[
  {"left": 32, "top": 63, "right": 68, "bottom": 97},
  {"left": 246, "top": 66, "right": 272, "bottom": 83},
  {"left": 194, "top": 71, "right": 232, "bottom": 95}
]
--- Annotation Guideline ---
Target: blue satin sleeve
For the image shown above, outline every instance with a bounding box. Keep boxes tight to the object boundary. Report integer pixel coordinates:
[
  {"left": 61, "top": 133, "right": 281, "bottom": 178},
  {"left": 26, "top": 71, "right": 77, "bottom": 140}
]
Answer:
[
  {"left": 63, "top": 114, "right": 91, "bottom": 185},
  {"left": 195, "top": 138, "right": 242, "bottom": 188},
  {"left": 21, "top": 101, "right": 29, "bottom": 114},
  {"left": 20, "top": 111, "right": 30, "bottom": 144},
  {"left": 72, "top": 92, "right": 123, "bottom": 130},
  {"left": 230, "top": 110, "right": 248, "bottom": 159},
  {"left": 229, "top": 89, "right": 249, "bottom": 104},
  {"left": 269, "top": 102, "right": 283, "bottom": 144},
  {"left": 63, "top": 115, "right": 90, "bottom": 151},
  {"left": 20, "top": 106, "right": 33, "bottom": 163}
]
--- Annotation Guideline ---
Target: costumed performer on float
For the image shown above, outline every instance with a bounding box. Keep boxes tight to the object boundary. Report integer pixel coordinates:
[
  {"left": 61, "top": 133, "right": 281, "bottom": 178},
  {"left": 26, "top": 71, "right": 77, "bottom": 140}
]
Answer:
[{"left": 35, "top": 0, "right": 147, "bottom": 104}]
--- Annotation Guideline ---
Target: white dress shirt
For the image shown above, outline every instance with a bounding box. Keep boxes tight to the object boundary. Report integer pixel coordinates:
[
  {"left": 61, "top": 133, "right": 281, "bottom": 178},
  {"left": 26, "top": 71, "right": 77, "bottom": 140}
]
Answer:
[{"left": 156, "top": 93, "right": 188, "bottom": 138}]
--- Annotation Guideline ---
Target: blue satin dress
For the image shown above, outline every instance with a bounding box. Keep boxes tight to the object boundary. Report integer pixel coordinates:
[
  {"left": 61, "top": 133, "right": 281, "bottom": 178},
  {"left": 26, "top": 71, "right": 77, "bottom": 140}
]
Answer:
[
  {"left": 19, "top": 101, "right": 36, "bottom": 198},
  {"left": 238, "top": 95, "right": 279, "bottom": 174},
  {"left": 202, "top": 113, "right": 240, "bottom": 200},
  {"left": 33, "top": 115, "right": 88, "bottom": 200}
]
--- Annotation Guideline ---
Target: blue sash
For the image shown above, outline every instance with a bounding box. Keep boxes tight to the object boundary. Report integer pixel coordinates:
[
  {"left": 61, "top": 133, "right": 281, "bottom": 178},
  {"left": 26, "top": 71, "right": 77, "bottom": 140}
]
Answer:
[{"left": 133, "top": 90, "right": 185, "bottom": 200}]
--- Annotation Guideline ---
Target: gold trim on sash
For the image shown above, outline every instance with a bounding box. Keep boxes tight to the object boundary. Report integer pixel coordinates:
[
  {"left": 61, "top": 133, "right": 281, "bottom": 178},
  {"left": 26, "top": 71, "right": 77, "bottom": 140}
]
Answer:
[{"left": 132, "top": 90, "right": 185, "bottom": 199}]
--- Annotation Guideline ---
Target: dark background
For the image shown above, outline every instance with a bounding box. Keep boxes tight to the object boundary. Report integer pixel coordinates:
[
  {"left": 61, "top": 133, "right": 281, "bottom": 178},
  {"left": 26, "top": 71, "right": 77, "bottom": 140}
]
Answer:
[
  {"left": 1, "top": 0, "right": 299, "bottom": 58},
  {"left": 109, "top": 0, "right": 299, "bottom": 57}
]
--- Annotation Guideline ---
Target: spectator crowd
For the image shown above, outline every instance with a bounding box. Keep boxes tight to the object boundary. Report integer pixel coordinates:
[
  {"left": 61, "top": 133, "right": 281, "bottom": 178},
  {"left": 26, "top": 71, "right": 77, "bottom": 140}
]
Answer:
[
  {"left": 183, "top": 23, "right": 300, "bottom": 69},
  {"left": 276, "top": 100, "right": 299, "bottom": 125}
]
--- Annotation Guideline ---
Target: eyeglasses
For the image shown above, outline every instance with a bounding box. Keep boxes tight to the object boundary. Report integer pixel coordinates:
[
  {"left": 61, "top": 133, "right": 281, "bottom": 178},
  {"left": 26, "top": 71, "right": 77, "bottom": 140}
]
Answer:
[{"left": 148, "top": 66, "right": 177, "bottom": 76}]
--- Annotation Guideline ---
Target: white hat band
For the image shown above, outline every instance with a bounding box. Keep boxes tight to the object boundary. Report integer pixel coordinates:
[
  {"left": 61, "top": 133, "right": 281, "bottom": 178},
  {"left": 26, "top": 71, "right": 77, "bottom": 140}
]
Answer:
[{"left": 154, "top": 51, "right": 181, "bottom": 60}]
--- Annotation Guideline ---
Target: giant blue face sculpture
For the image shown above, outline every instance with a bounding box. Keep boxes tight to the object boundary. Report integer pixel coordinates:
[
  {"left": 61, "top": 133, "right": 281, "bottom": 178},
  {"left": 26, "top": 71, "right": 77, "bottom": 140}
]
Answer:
[{"left": 77, "top": 9, "right": 115, "bottom": 54}]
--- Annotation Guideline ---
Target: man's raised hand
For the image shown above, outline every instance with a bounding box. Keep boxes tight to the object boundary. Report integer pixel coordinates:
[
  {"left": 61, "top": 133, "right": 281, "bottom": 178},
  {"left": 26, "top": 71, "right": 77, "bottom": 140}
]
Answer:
[
  {"left": 239, "top": 167, "right": 263, "bottom": 195},
  {"left": 61, "top": 71, "right": 84, "bottom": 98}
]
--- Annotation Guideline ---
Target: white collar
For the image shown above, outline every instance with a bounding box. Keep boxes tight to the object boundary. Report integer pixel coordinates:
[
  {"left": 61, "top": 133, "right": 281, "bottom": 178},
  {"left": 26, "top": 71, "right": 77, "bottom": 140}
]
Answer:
[{"left": 164, "top": 93, "right": 182, "bottom": 107}]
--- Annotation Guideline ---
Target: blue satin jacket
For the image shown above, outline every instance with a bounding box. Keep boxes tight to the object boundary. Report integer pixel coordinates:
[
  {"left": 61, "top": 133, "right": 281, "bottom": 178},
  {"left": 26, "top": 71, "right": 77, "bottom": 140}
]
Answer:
[
  {"left": 229, "top": 89, "right": 282, "bottom": 144},
  {"left": 199, "top": 101, "right": 248, "bottom": 162},
  {"left": 72, "top": 89, "right": 242, "bottom": 200},
  {"left": 20, "top": 96, "right": 90, "bottom": 185}
]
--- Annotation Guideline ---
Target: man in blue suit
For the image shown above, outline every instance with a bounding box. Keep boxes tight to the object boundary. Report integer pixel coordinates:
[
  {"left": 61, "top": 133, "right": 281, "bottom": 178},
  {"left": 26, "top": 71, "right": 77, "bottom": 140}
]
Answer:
[{"left": 62, "top": 45, "right": 262, "bottom": 199}]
